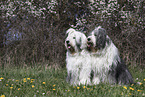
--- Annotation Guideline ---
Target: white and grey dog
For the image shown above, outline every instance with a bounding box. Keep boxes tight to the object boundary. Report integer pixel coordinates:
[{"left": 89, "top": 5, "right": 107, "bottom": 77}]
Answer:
[
  {"left": 65, "top": 28, "right": 92, "bottom": 85},
  {"left": 87, "top": 26, "right": 134, "bottom": 85}
]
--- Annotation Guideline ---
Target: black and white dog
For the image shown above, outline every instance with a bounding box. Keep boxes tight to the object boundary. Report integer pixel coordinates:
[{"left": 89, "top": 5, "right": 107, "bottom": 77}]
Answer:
[
  {"left": 87, "top": 26, "right": 134, "bottom": 85},
  {"left": 65, "top": 28, "right": 91, "bottom": 85}
]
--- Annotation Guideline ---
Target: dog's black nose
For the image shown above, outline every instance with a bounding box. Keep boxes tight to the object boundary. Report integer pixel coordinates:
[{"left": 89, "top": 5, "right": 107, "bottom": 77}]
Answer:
[
  {"left": 87, "top": 38, "right": 91, "bottom": 41},
  {"left": 66, "top": 40, "right": 69, "bottom": 44}
]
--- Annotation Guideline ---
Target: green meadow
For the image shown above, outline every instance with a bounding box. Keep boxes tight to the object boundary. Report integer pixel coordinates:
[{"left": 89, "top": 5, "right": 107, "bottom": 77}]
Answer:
[{"left": 0, "top": 65, "right": 145, "bottom": 97}]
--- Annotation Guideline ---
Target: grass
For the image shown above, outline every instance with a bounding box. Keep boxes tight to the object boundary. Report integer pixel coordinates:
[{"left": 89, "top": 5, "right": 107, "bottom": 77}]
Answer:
[{"left": 0, "top": 65, "right": 145, "bottom": 97}]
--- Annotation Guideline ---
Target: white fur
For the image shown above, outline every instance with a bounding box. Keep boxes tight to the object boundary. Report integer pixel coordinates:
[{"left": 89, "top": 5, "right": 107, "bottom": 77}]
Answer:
[
  {"left": 91, "top": 40, "right": 120, "bottom": 84},
  {"left": 88, "top": 27, "right": 120, "bottom": 85},
  {"left": 65, "top": 28, "right": 91, "bottom": 85}
]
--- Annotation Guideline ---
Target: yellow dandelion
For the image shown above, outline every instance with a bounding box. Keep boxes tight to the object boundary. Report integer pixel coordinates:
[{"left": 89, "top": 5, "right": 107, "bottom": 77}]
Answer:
[
  {"left": 131, "top": 84, "right": 134, "bottom": 86},
  {"left": 10, "top": 87, "right": 13, "bottom": 89},
  {"left": 32, "top": 85, "right": 35, "bottom": 88},
  {"left": 27, "top": 78, "right": 30, "bottom": 80},
  {"left": 68, "top": 90, "right": 70, "bottom": 92},
  {"left": 123, "top": 86, "right": 127, "bottom": 89},
  {"left": 42, "top": 82, "right": 46, "bottom": 84},
  {"left": 137, "top": 90, "right": 142, "bottom": 92},
  {"left": 129, "top": 87, "right": 134, "bottom": 90},
  {"left": 53, "top": 84, "right": 56, "bottom": 87},
  {"left": 18, "top": 88, "right": 20, "bottom": 90},
  {"left": 83, "top": 86, "right": 86, "bottom": 89},
  {"left": 31, "top": 79, "right": 35, "bottom": 81},
  {"left": 139, "top": 83, "right": 143, "bottom": 85},
  {"left": 30, "top": 81, "right": 33, "bottom": 83},
  {"left": 144, "top": 79, "right": 145, "bottom": 81},
  {"left": 23, "top": 78, "right": 27, "bottom": 82},
  {"left": 0, "top": 77, "right": 4, "bottom": 80},
  {"left": 15, "top": 80, "right": 19, "bottom": 82},
  {"left": 129, "top": 93, "right": 132, "bottom": 95},
  {"left": 6, "top": 84, "right": 8, "bottom": 86},
  {"left": 1, "top": 95, "right": 5, "bottom": 97},
  {"left": 30, "top": 79, "right": 34, "bottom": 83},
  {"left": 53, "top": 89, "right": 56, "bottom": 90},
  {"left": 77, "top": 87, "right": 80, "bottom": 89}
]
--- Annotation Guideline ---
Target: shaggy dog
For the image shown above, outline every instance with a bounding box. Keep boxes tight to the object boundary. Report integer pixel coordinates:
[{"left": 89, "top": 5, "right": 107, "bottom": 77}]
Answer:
[
  {"left": 87, "top": 26, "right": 134, "bottom": 85},
  {"left": 65, "top": 28, "right": 91, "bottom": 85}
]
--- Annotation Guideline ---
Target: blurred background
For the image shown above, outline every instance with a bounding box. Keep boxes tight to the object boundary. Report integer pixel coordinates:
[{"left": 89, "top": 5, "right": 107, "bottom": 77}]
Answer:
[{"left": 0, "top": 0, "right": 144, "bottom": 68}]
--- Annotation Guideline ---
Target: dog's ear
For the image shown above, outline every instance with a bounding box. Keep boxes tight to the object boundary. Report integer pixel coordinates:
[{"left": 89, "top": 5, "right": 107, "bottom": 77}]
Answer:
[
  {"left": 65, "top": 32, "right": 69, "bottom": 39},
  {"left": 96, "top": 27, "right": 107, "bottom": 49},
  {"left": 80, "top": 34, "right": 87, "bottom": 49},
  {"left": 65, "top": 28, "right": 75, "bottom": 38}
]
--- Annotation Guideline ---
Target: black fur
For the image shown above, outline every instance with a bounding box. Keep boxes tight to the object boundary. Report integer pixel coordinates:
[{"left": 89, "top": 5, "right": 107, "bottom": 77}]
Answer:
[
  {"left": 94, "top": 27, "right": 107, "bottom": 49},
  {"left": 115, "top": 60, "right": 134, "bottom": 84},
  {"left": 92, "top": 26, "right": 134, "bottom": 85}
]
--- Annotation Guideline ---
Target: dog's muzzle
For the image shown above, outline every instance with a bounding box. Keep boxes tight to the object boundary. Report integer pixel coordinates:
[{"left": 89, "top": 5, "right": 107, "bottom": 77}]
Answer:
[
  {"left": 66, "top": 40, "right": 71, "bottom": 48},
  {"left": 66, "top": 40, "right": 75, "bottom": 54},
  {"left": 87, "top": 38, "right": 93, "bottom": 48}
]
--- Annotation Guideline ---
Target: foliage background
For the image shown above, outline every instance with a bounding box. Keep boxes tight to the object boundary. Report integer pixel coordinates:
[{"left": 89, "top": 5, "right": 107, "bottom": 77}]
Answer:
[{"left": 0, "top": 0, "right": 144, "bottom": 67}]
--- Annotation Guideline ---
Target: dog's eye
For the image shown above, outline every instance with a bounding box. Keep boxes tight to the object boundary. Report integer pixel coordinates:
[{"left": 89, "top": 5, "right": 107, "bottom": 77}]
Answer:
[{"left": 73, "top": 37, "right": 76, "bottom": 39}]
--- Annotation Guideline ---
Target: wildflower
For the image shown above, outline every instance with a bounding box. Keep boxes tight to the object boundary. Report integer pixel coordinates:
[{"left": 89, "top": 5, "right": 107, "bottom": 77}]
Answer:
[
  {"left": 129, "top": 93, "right": 132, "bottom": 95},
  {"left": 18, "top": 88, "right": 20, "bottom": 90},
  {"left": 23, "top": 78, "right": 26, "bottom": 80},
  {"left": 1, "top": 95, "right": 5, "bottom": 97},
  {"left": 10, "top": 87, "right": 13, "bottom": 89},
  {"left": 23, "top": 78, "right": 27, "bottom": 82},
  {"left": 68, "top": 90, "right": 70, "bottom": 92},
  {"left": 31, "top": 79, "right": 34, "bottom": 83},
  {"left": 83, "top": 86, "right": 86, "bottom": 89},
  {"left": 30, "top": 79, "right": 34, "bottom": 83},
  {"left": 123, "top": 86, "right": 127, "bottom": 89},
  {"left": 144, "top": 79, "right": 145, "bottom": 81},
  {"left": 131, "top": 84, "right": 134, "bottom": 86},
  {"left": 15, "top": 80, "right": 19, "bottom": 82},
  {"left": 139, "top": 83, "right": 143, "bottom": 85},
  {"left": 53, "top": 84, "right": 56, "bottom": 87},
  {"left": 6, "top": 84, "right": 8, "bottom": 86},
  {"left": 137, "top": 90, "right": 142, "bottom": 92},
  {"left": 53, "top": 89, "right": 56, "bottom": 91},
  {"left": 42, "top": 93, "right": 45, "bottom": 95},
  {"left": 42, "top": 82, "right": 46, "bottom": 84},
  {"left": 32, "top": 85, "right": 35, "bottom": 88},
  {"left": 27, "top": 78, "right": 30, "bottom": 80},
  {"left": 0, "top": 77, "right": 4, "bottom": 80},
  {"left": 77, "top": 87, "right": 80, "bottom": 89},
  {"left": 129, "top": 87, "right": 134, "bottom": 90}
]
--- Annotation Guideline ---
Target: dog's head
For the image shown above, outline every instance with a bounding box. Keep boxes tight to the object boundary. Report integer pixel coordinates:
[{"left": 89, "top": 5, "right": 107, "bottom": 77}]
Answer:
[
  {"left": 65, "top": 28, "right": 87, "bottom": 55},
  {"left": 87, "top": 26, "right": 110, "bottom": 53}
]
